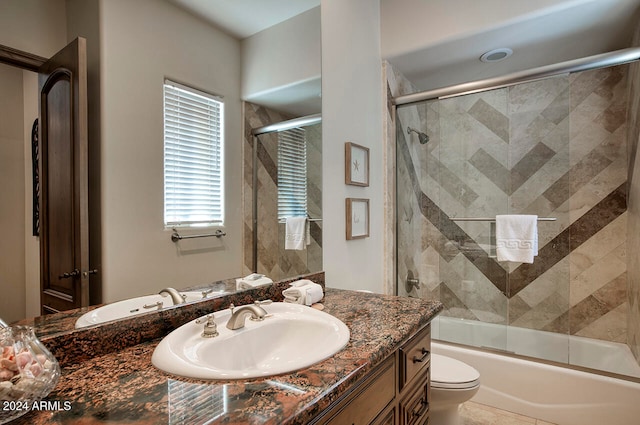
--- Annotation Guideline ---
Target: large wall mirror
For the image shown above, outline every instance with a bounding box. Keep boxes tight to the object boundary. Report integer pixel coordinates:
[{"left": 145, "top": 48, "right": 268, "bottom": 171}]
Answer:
[{"left": 0, "top": 0, "right": 321, "bottom": 331}]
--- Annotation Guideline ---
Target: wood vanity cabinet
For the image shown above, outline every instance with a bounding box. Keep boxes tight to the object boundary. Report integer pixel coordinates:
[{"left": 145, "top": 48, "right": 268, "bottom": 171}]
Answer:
[{"left": 311, "top": 324, "right": 431, "bottom": 425}]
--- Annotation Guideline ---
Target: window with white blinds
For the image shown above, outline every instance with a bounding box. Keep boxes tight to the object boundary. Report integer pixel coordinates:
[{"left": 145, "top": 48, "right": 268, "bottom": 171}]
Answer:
[
  {"left": 163, "top": 80, "right": 224, "bottom": 227},
  {"left": 277, "top": 128, "right": 307, "bottom": 220}
]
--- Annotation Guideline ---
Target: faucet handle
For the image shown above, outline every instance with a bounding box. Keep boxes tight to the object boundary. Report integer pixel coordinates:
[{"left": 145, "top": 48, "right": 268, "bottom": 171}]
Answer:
[
  {"left": 254, "top": 299, "right": 272, "bottom": 306},
  {"left": 195, "top": 313, "right": 214, "bottom": 324},
  {"left": 195, "top": 314, "right": 218, "bottom": 338},
  {"left": 201, "top": 288, "right": 214, "bottom": 299},
  {"left": 142, "top": 301, "right": 163, "bottom": 310}
]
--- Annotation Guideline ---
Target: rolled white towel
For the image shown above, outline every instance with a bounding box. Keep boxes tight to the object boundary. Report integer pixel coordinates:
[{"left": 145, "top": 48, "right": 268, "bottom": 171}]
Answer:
[
  {"left": 282, "top": 280, "right": 324, "bottom": 306},
  {"left": 236, "top": 273, "right": 273, "bottom": 290}
]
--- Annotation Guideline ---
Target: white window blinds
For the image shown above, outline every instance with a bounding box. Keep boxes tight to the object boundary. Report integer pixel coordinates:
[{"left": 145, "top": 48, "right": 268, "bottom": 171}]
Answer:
[
  {"left": 277, "top": 128, "right": 307, "bottom": 220},
  {"left": 163, "top": 80, "right": 224, "bottom": 227}
]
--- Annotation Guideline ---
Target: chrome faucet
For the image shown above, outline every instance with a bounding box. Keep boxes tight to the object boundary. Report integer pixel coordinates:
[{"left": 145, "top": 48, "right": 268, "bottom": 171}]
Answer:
[
  {"left": 226, "top": 303, "right": 268, "bottom": 330},
  {"left": 159, "top": 287, "right": 186, "bottom": 305}
]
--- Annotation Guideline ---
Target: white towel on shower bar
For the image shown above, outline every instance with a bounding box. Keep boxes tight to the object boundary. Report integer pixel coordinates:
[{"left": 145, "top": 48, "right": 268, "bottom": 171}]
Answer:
[
  {"left": 495, "top": 214, "right": 538, "bottom": 264},
  {"left": 285, "top": 217, "right": 308, "bottom": 250}
]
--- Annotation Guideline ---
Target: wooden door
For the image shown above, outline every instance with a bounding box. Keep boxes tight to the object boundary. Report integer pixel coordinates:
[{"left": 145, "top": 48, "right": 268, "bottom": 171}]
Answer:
[{"left": 38, "top": 37, "right": 90, "bottom": 314}]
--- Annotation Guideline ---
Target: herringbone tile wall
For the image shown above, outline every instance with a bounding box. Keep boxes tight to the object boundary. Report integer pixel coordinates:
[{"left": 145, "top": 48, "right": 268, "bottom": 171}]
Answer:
[{"left": 395, "top": 65, "right": 629, "bottom": 344}]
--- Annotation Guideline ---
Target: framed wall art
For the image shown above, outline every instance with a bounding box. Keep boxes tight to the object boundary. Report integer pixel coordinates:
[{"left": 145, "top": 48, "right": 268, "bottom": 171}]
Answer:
[
  {"left": 346, "top": 198, "right": 369, "bottom": 240},
  {"left": 345, "top": 142, "right": 369, "bottom": 186}
]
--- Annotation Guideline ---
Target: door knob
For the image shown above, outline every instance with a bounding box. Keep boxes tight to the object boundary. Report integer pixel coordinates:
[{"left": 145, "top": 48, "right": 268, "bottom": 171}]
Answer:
[
  {"left": 83, "top": 269, "right": 98, "bottom": 277},
  {"left": 59, "top": 269, "right": 80, "bottom": 279}
]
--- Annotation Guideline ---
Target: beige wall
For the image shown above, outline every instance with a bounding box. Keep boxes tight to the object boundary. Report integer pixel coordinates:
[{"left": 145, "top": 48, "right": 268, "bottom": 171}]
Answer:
[
  {"left": 321, "top": 0, "right": 385, "bottom": 292},
  {"left": 0, "top": 64, "right": 26, "bottom": 323},
  {"left": 99, "top": 0, "right": 244, "bottom": 302},
  {"left": 242, "top": 7, "right": 320, "bottom": 98},
  {"left": 0, "top": 0, "right": 67, "bottom": 322},
  {"left": 1, "top": 0, "right": 67, "bottom": 57},
  {"left": 241, "top": 7, "right": 321, "bottom": 115}
]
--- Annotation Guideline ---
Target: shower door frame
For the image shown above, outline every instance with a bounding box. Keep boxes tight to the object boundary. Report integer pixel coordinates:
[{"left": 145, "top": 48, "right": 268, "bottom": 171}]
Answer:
[
  {"left": 394, "top": 47, "right": 640, "bottom": 108},
  {"left": 392, "top": 46, "right": 640, "bottom": 379}
]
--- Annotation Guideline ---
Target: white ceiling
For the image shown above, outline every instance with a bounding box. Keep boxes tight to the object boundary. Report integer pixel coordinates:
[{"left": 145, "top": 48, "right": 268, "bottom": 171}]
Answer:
[
  {"left": 167, "top": 0, "right": 640, "bottom": 109},
  {"left": 381, "top": 0, "right": 640, "bottom": 92},
  {"left": 168, "top": 0, "right": 320, "bottom": 39}
]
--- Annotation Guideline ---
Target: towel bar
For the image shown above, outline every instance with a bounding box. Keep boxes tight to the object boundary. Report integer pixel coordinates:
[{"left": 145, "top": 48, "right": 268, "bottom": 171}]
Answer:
[
  {"left": 171, "top": 229, "right": 226, "bottom": 242},
  {"left": 450, "top": 217, "right": 556, "bottom": 222},
  {"left": 278, "top": 218, "right": 323, "bottom": 223}
]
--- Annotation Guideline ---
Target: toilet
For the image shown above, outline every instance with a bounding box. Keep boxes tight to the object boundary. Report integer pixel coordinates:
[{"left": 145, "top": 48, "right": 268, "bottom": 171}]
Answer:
[{"left": 430, "top": 354, "right": 481, "bottom": 425}]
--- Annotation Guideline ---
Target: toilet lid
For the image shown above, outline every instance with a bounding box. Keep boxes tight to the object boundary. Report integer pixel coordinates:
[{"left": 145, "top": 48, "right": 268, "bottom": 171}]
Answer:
[{"left": 431, "top": 354, "right": 480, "bottom": 390}]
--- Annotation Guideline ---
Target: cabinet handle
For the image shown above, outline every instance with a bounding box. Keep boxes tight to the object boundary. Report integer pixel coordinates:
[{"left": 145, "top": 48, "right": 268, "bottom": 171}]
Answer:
[
  {"left": 412, "top": 398, "right": 428, "bottom": 419},
  {"left": 412, "top": 347, "right": 429, "bottom": 363}
]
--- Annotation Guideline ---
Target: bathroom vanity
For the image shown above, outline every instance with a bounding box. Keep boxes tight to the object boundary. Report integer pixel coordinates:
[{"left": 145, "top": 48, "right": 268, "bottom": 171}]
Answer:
[
  {"left": 11, "top": 284, "right": 442, "bottom": 425},
  {"left": 311, "top": 325, "right": 432, "bottom": 425}
]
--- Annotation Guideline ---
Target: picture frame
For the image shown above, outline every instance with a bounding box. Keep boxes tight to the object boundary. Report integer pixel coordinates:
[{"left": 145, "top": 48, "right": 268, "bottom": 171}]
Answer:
[
  {"left": 346, "top": 198, "right": 370, "bottom": 240},
  {"left": 345, "top": 142, "right": 369, "bottom": 186}
]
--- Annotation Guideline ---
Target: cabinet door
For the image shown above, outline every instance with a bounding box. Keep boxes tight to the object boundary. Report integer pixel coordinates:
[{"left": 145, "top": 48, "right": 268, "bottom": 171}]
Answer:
[
  {"left": 399, "top": 368, "right": 429, "bottom": 425},
  {"left": 322, "top": 356, "right": 395, "bottom": 425}
]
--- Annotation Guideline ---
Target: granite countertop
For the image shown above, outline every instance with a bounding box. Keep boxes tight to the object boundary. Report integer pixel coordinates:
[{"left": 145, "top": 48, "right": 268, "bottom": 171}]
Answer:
[{"left": 13, "top": 288, "right": 442, "bottom": 425}]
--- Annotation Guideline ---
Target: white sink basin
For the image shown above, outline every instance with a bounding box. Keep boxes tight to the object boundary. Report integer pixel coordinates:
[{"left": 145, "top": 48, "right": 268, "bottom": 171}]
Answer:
[
  {"left": 75, "top": 291, "right": 208, "bottom": 328},
  {"left": 151, "top": 302, "right": 350, "bottom": 380}
]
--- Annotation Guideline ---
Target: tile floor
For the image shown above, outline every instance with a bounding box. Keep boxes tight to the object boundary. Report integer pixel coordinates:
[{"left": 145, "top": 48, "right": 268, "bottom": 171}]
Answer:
[{"left": 460, "top": 401, "right": 557, "bottom": 425}]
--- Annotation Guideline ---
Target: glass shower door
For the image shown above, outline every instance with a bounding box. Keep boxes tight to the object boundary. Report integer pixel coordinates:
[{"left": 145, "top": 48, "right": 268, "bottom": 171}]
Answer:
[
  {"left": 396, "top": 90, "right": 511, "bottom": 352},
  {"left": 396, "top": 74, "right": 571, "bottom": 361}
]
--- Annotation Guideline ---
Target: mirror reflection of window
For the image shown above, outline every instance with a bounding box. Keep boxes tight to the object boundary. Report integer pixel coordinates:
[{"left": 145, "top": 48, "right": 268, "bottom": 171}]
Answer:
[
  {"left": 277, "top": 127, "right": 308, "bottom": 220},
  {"left": 168, "top": 379, "right": 227, "bottom": 424}
]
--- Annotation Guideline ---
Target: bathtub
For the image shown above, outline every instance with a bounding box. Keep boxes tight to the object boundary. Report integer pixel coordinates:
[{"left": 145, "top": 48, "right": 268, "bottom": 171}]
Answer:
[
  {"left": 432, "top": 316, "right": 640, "bottom": 377},
  {"left": 432, "top": 317, "right": 640, "bottom": 425}
]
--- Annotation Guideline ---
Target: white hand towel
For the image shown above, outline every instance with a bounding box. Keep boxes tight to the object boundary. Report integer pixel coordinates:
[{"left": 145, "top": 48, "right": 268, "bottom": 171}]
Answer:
[
  {"left": 235, "top": 273, "right": 273, "bottom": 290},
  {"left": 282, "top": 280, "right": 324, "bottom": 305},
  {"left": 285, "top": 217, "right": 308, "bottom": 250},
  {"left": 496, "top": 215, "right": 538, "bottom": 263}
]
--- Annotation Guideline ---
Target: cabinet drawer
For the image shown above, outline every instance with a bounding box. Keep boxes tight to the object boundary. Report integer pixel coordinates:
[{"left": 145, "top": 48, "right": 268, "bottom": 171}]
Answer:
[
  {"left": 324, "top": 356, "right": 395, "bottom": 425},
  {"left": 399, "top": 325, "right": 430, "bottom": 390},
  {"left": 399, "top": 368, "right": 429, "bottom": 425}
]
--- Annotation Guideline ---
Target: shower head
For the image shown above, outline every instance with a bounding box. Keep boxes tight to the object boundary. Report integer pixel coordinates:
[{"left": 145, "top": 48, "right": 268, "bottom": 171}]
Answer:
[{"left": 407, "top": 127, "right": 430, "bottom": 144}]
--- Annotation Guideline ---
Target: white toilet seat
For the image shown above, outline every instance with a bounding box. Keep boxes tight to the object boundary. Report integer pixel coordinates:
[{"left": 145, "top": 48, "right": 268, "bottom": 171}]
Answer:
[{"left": 431, "top": 353, "right": 480, "bottom": 390}]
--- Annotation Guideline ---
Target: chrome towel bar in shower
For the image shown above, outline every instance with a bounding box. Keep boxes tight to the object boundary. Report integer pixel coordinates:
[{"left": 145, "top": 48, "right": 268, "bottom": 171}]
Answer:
[
  {"left": 450, "top": 217, "right": 556, "bottom": 222},
  {"left": 277, "top": 218, "right": 323, "bottom": 224},
  {"left": 171, "top": 229, "right": 226, "bottom": 242}
]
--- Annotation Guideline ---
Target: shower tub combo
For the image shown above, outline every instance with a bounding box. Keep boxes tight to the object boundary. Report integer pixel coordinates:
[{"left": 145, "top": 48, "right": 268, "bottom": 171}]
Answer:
[{"left": 393, "top": 47, "right": 640, "bottom": 423}]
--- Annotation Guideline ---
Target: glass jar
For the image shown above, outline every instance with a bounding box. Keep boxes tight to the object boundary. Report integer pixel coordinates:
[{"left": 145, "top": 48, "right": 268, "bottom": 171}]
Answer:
[{"left": 0, "top": 326, "right": 61, "bottom": 424}]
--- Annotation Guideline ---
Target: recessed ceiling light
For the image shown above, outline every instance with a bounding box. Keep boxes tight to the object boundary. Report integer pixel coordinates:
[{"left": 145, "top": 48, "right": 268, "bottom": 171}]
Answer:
[{"left": 480, "top": 48, "right": 513, "bottom": 63}]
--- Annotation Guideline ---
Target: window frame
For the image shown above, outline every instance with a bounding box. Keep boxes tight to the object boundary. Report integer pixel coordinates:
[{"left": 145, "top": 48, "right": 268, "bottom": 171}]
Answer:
[{"left": 163, "top": 79, "right": 225, "bottom": 229}]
